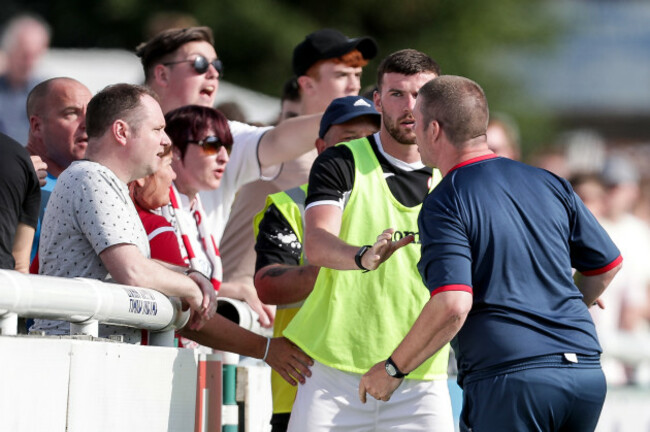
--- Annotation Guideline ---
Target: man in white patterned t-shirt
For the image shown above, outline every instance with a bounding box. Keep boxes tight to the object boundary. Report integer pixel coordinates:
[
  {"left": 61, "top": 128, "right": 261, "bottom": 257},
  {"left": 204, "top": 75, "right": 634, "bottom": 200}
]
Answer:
[
  {"left": 32, "top": 84, "right": 314, "bottom": 386},
  {"left": 33, "top": 83, "right": 216, "bottom": 342}
]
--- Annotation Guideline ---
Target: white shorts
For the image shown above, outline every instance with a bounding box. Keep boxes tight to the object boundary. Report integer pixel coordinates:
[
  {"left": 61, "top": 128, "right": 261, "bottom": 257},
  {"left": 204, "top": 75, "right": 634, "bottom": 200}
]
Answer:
[{"left": 287, "top": 360, "right": 454, "bottom": 432}]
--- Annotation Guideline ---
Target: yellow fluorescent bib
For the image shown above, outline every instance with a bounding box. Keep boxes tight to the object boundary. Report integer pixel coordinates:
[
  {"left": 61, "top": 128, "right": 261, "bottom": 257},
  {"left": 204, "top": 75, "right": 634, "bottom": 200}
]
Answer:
[
  {"left": 284, "top": 138, "right": 448, "bottom": 380},
  {"left": 253, "top": 184, "right": 307, "bottom": 414}
]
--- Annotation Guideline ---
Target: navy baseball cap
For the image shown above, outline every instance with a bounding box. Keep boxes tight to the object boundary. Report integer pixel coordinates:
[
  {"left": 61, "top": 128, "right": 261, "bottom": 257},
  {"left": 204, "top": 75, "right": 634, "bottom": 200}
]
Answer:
[
  {"left": 293, "top": 29, "right": 378, "bottom": 77},
  {"left": 319, "top": 96, "right": 380, "bottom": 139}
]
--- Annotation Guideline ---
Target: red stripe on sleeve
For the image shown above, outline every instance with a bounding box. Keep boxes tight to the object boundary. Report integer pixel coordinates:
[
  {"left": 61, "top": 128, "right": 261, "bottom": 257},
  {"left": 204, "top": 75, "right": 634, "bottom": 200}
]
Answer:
[
  {"left": 580, "top": 254, "right": 623, "bottom": 276},
  {"left": 431, "top": 284, "right": 473, "bottom": 297}
]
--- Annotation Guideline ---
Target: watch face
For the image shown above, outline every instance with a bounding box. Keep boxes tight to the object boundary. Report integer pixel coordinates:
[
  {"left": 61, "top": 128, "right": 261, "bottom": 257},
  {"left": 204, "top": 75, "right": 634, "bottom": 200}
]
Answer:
[{"left": 386, "top": 362, "right": 397, "bottom": 377}]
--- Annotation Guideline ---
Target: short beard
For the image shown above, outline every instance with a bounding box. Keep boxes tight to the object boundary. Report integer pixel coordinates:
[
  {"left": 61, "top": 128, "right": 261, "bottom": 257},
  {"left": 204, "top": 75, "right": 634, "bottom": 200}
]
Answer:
[{"left": 383, "top": 115, "right": 416, "bottom": 145}]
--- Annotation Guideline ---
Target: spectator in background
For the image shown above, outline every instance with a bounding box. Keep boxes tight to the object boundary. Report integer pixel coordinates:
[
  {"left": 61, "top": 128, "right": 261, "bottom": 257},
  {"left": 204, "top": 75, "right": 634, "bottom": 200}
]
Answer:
[
  {"left": 135, "top": 26, "right": 321, "bottom": 241},
  {"left": 277, "top": 77, "right": 301, "bottom": 123},
  {"left": 528, "top": 146, "right": 571, "bottom": 179},
  {"left": 135, "top": 26, "right": 322, "bottom": 326},
  {"left": 0, "top": 132, "right": 40, "bottom": 272},
  {"left": 291, "top": 29, "right": 377, "bottom": 114},
  {"left": 216, "top": 100, "right": 248, "bottom": 123},
  {"left": 570, "top": 173, "right": 607, "bottom": 220},
  {"left": 25, "top": 77, "right": 92, "bottom": 262},
  {"left": 128, "top": 147, "right": 184, "bottom": 267},
  {"left": 486, "top": 112, "right": 520, "bottom": 160},
  {"left": 253, "top": 95, "right": 381, "bottom": 432},
  {"left": 0, "top": 14, "right": 50, "bottom": 145},
  {"left": 219, "top": 28, "right": 377, "bottom": 328},
  {"left": 591, "top": 155, "right": 650, "bottom": 384}
]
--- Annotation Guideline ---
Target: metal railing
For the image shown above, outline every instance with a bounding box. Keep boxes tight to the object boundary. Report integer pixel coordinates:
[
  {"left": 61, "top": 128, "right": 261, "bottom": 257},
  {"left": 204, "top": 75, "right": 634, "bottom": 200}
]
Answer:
[{"left": 0, "top": 269, "right": 189, "bottom": 345}]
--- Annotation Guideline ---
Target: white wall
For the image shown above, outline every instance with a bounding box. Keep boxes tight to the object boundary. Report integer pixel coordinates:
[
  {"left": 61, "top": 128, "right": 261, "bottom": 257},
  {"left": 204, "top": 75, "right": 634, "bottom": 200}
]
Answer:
[{"left": 0, "top": 336, "right": 197, "bottom": 432}]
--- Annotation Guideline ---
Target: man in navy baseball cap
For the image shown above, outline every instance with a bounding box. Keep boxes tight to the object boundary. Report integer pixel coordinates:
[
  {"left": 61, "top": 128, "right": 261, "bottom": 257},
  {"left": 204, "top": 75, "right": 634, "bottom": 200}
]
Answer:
[
  {"left": 253, "top": 95, "right": 380, "bottom": 432},
  {"left": 318, "top": 95, "right": 380, "bottom": 141}
]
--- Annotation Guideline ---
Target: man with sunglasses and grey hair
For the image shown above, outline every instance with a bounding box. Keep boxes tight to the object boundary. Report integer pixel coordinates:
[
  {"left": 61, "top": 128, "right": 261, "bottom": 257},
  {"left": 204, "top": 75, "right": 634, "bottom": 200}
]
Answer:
[{"left": 136, "top": 27, "right": 322, "bottom": 324}]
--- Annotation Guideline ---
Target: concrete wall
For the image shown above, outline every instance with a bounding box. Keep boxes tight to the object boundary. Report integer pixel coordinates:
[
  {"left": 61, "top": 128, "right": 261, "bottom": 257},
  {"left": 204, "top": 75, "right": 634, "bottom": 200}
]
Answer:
[{"left": 0, "top": 336, "right": 197, "bottom": 432}]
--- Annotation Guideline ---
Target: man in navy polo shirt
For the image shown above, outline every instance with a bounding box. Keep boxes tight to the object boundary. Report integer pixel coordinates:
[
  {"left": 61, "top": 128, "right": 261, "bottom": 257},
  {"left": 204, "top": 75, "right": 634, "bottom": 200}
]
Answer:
[{"left": 359, "top": 75, "right": 622, "bottom": 432}]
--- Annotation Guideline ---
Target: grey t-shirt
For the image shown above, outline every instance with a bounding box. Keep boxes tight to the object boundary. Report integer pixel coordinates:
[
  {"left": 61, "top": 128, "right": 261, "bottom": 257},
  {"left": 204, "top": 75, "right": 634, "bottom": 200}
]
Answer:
[{"left": 33, "top": 160, "right": 149, "bottom": 342}]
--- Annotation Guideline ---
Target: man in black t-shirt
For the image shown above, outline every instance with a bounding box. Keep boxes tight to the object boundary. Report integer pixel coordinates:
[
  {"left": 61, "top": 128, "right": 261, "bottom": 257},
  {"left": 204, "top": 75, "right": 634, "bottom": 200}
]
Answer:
[
  {"left": 0, "top": 132, "right": 40, "bottom": 272},
  {"left": 283, "top": 50, "right": 454, "bottom": 432}
]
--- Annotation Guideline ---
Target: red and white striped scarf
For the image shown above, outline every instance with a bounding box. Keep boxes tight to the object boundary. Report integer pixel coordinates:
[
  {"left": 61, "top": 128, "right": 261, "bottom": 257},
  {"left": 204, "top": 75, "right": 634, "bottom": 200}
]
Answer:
[{"left": 163, "top": 183, "right": 222, "bottom": 292}]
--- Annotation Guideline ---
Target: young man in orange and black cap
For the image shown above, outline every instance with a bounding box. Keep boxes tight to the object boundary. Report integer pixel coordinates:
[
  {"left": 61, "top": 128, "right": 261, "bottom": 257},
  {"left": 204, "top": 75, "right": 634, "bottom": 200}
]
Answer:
[{"left": 219, "top": 28, "right": 378, "bottom": 329}]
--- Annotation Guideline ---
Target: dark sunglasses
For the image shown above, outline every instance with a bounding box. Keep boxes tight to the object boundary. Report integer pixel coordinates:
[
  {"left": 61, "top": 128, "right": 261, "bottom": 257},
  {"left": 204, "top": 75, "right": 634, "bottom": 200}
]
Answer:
[
  {"left": 164, "top": 55, "right": 223, "bottom": 78},
  {"left": 187, "top": 135, "right": 231, "bottom": 155}
]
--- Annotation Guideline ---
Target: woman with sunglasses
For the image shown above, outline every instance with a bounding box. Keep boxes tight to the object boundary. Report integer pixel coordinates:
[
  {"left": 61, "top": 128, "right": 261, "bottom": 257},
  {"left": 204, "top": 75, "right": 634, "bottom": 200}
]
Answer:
[
  {"left": 127, "top": 142, "right": 312, "bottom": 376},
  {"left": 162, "top": 105, "right": 274, "bottom": 327}
]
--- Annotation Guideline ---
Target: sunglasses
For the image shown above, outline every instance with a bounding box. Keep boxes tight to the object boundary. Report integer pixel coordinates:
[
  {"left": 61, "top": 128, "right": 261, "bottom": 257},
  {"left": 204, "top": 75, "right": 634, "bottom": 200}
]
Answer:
[
  {"left": 164, "top": 55, "right": 224, "bottom": 78},
  {"left": 187, "top": 135, "right": 231, "bottom": 155}
]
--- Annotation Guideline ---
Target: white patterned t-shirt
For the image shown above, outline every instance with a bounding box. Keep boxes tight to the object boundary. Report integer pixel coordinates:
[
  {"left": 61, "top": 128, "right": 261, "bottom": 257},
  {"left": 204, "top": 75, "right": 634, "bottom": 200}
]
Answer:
[{"left": 33, "top": 160, "right": 149, "bottom": 342}]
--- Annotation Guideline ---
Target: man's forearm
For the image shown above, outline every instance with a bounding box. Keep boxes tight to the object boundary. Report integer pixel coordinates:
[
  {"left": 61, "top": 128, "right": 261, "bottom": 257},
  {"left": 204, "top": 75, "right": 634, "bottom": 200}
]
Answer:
[
  {"left": 181, "top": 314, "right": 266, "bottom": 358},
  {"left": 304, "top": 227, "right": 360, "bottom": 270},
  {"left": 391, "top": 291, "right": 472, "bottom": 374},
  {"left": 578, "top": 263, "right": 622, "bottom": 306},
  {"left": 255, "top": 264, "right": 319, "bottom": 305},
  {"left": 101, "top": 244, "right": 200, "bottom": 300},
  {"left": 12, "top": 223, "right": 35, "bottom": 273}
]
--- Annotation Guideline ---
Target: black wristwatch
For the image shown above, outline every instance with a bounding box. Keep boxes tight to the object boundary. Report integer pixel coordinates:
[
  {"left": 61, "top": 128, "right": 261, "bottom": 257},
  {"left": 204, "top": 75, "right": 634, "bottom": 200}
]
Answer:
[
  {"left": 385, "top": 356, "right": 409, "bottom": 378},
  {"left": 355, "top": 245, "right": 372, "bottom": 271}
]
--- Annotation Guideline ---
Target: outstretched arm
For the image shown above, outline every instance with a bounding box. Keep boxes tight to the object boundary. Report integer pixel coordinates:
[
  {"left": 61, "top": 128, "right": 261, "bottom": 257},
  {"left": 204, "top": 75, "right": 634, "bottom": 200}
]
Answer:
[
  {"left": 180, "top": 315, "right": 313, "bottom": 386},
  {"left": 359, "top": 290, "right": 472, "bottom": 403},
  {"left": 257, "top": 114, "right": 322, "bottom": 169},
  {"left": 303, "top": 204, "right": 413, "bottom": 271}
]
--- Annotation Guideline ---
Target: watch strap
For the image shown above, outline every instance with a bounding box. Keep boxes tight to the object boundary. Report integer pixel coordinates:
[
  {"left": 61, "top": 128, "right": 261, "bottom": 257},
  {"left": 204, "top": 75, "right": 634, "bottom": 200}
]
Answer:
[
  {"left": 385, "top": 356, "right": 409, "bottom": 378},
  {"left": 355, "top": 245, "right": 372, "bottom": 271}
]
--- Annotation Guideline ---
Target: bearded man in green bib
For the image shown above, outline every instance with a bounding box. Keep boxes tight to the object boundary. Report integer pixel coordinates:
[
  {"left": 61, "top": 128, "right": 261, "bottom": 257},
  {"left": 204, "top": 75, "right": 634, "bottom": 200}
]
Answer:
[{"left": 283, "top": 49, "right": 454, "bottom": 432}]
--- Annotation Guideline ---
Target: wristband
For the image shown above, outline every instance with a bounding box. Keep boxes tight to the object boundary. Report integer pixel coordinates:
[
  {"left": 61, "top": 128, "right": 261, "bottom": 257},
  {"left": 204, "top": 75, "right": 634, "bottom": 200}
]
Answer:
[
  {"left": 185, "top": 268, "right": 210, "bottom": 281},
  {"left": 262, "top": 337, "right": 271, "bottom": 362},
  {"left": 354, "top": 245, "right": 372, "bottom": 271}
]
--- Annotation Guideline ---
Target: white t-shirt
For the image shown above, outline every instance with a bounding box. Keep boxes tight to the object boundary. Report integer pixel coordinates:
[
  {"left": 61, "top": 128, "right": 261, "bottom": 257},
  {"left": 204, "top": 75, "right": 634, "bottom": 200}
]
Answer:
[
  {"left": 33, "top": 160, "right": 149, "bottom": 343},
  {"left": 197, "top": 120, "right": 276, "bottom": 246}
]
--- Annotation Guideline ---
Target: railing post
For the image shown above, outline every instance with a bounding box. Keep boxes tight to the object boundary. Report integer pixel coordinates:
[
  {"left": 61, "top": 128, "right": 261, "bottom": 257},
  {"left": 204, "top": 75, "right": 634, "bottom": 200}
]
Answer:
[
  {"left": 148, "top": 329, "right": 175, "bottom": 347},
  {"left": 0, "top": 312, "right": 18, "bottom": 335},
  {"left": 70, "top": 320, "right": 98, "bottom": 337},
  {"left": 195, "top": 352, "right": 224, "bottom": 432},
  {"left": 222, "top": 351, "right": 240, "bottom": 432}
]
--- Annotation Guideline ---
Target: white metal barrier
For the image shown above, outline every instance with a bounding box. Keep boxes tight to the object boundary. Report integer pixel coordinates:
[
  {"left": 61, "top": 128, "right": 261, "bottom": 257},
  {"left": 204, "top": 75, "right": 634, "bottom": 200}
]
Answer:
[{"left": 0, "top": 269, "right": 189, "bottom": 344}]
